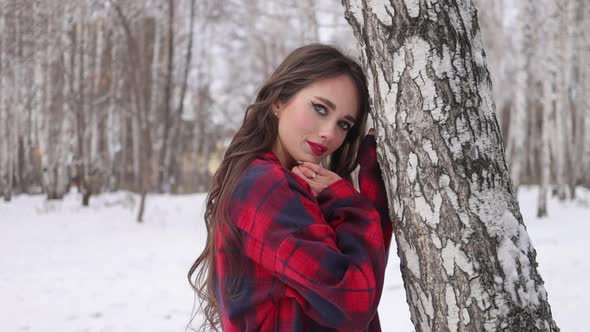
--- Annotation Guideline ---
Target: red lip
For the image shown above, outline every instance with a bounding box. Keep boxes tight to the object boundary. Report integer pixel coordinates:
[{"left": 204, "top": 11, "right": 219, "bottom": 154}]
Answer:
[{"left": 306, "top": 140, "right": 328, "bottom": 156}]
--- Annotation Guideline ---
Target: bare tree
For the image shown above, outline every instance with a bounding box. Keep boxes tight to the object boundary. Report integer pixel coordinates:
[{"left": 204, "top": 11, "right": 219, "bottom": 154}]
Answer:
[
  {"left": 537, "top": 0, "right": 560, "bottom": 217},
  {"left": 109, "top": 0, "right": 157, "bottom": 221},
  {"left": 583, "top": 1, "right": 590, "bottom": 184},
  {"left": 155, "top": 0, "right": 174, "bottom": 193},
  {"left": 342, "top": 0, "right": 559, "bottom": 330},
  {"left": 506, "top": 0, "right": 533, "bottom": 191}
]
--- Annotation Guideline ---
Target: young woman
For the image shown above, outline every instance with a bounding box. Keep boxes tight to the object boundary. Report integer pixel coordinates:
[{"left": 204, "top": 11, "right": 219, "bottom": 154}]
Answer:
[{"left": 188, "top": 44, "right": 393, "bottom": 331}]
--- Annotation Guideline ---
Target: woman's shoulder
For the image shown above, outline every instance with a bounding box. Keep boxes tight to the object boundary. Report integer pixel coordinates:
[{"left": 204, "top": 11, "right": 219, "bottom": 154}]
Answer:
[{"left": 233, "top": 152, "right": 311, "bottom": 200}]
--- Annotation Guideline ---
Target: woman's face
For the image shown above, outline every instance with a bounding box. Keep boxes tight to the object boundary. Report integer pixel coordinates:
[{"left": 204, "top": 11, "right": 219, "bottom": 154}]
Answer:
[{"left": 272, "top": 74, "right": 360, "bottom": 168}]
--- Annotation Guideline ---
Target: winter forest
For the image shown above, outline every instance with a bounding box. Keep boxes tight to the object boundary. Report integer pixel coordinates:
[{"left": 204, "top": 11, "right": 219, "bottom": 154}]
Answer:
[
  {"left": 1, "top": 0, "right": 589, "bottom": 331},
  {"left": 0, "top": 0, "right": 589, "bottom": 216}
]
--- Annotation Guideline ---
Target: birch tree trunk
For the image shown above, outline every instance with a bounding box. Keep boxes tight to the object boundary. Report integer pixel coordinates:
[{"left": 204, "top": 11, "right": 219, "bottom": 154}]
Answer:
[
  {"left": 569, "top": 0, "right": 588, "bottom": 195},
  {"left": 553, "top": 0, "right": 571, "bottom": 201},
  {"left": 507, "top": 0, "right": 533, "bottom": 191},
  {"left": 168, "top": 0, "right": 196, "bottom": 193},
  {"left": 0, "top": 5, "right": 6, "bottom": 200},
  {"left": 157, "top": 0, "right": 174, "bottom": 192},
  {"left": 580, "top": 0, "right": 590, "bottom": 186},
  {"left": 538, "top": 0, "right": 559, "bottom": 217},
  {"left": 580, "top": 2, "right": 590, "bottom": 185},
  {"left": 342, "top": 0, "right": 559, "bottom": 330}
]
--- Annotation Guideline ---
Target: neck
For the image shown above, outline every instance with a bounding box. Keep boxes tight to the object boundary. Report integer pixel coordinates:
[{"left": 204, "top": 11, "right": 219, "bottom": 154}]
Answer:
[{"left": 272, "top": 139, "right": 295, "bottom": 169}]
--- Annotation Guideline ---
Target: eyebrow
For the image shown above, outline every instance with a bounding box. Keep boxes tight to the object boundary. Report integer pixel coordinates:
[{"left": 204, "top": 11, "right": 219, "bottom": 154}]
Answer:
[{"left": 314, "top": 96, "right": 357, "bottom": 123}]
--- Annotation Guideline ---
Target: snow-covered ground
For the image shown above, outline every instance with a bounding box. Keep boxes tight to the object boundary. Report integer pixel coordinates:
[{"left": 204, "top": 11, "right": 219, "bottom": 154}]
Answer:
[{"left": 1, "top": 187, "right": 588, "bottom": 331}]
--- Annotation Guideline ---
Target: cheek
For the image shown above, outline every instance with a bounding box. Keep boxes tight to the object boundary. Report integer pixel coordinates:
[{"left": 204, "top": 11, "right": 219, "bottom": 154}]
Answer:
[
  {"left": 331, "top": 136, "right": 347, "bottom": 154},
  {"left": 290, "top": 108, "right": 316, "bottom": 133}
]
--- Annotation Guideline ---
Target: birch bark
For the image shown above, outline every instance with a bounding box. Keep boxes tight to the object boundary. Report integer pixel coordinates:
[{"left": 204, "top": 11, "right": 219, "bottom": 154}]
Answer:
[
  {"left": 342, "top": 0, "right": 559, "bottom": 330},
  {"left": 537, "top": 0, "right": 560, "bottom": 217}
]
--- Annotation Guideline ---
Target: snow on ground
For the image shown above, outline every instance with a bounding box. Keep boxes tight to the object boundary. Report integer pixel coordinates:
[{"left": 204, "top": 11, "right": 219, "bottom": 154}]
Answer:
[{"left": 0, "top": 187, "right": 588, "bottom": 331}]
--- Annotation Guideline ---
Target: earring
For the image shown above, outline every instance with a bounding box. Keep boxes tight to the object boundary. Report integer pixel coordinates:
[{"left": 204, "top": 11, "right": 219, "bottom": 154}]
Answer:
[{"left": 274, "top": 112, "right": 278, "bottom": 116}]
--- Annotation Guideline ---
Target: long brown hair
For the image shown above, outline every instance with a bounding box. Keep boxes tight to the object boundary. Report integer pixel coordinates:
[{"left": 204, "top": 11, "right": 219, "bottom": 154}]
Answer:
[{"left": 187, "top": 43, "right": 370, "bottom": 331}]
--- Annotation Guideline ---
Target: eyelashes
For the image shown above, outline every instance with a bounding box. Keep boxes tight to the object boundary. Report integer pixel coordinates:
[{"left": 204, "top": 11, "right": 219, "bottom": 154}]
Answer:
[
  {"left": 312, "top": 102, "right": 327, "bottom": 115},
  {"left": 311, "top": 101, "right": 353, "bottom": 131}
]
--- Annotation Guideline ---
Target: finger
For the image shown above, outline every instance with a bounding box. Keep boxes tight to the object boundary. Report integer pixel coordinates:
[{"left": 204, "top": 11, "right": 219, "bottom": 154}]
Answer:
[
  {"left": 291, "top": 166, "right": 306, "bottom": 180},
  {"left": 299, "top": 161, "right": 323, "bottom": 175},
  {"left": 299, "top": 166, "right": 319, "bottom": 181}
]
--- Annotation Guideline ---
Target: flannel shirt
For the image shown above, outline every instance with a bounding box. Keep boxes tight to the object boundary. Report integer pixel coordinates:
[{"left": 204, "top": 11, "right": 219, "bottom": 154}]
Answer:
[{"left": 214, "top": 135, "right": 393, "bottom": 331}]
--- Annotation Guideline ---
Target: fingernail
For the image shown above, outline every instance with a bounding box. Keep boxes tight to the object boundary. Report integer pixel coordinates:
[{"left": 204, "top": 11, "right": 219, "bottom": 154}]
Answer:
[{"left": 297, "top": 161, "right": 303, "bottom": 165}]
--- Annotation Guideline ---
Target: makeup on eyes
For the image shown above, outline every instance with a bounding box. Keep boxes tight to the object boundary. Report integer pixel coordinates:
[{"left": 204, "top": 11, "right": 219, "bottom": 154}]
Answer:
[{"left": 312, "top": 96, "right": 356, "bottom": 126}]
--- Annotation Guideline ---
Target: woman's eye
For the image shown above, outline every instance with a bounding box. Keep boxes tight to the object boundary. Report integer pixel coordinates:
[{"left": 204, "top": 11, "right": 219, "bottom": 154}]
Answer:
[
  {"left": 339, "top": 121, "right": 352, "bottom": 131},
  {"left": 312, "top": 102, "right": 327, "bottom": 115}
]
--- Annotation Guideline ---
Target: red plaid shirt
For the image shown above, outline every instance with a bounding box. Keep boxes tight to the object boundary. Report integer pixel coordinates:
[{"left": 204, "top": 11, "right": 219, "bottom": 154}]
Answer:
[{"left": 214, "top": 135, "right": 393, "bottom": 331}]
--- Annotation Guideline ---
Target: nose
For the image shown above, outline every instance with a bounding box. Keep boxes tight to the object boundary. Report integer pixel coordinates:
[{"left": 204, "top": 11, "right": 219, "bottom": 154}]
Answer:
[{"left": 319, "top": 122, "right": 338, "bottom": 144}]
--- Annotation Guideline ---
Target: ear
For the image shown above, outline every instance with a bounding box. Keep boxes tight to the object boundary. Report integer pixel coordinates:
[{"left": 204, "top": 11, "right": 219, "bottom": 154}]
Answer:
[{"left": 272, "top": 101, "right": 283, "bottom": 116}]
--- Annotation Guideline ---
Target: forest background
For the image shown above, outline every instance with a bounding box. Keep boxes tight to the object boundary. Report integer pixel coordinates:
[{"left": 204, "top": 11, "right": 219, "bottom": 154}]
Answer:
[
  {"left": 1, "top": 0, "right": 589, "bottom": 331},
  {"left": 1, "top": 0, "right": 588, "bottom": 220}
]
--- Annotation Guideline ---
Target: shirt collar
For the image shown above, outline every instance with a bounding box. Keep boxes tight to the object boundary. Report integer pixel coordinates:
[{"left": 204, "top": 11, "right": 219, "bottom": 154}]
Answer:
[{"left": 259, "top": 151, "right": 282, "bottom": 166}]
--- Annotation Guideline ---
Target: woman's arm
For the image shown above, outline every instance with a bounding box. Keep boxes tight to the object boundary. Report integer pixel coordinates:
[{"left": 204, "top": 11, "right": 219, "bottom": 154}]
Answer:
[
  {"left": 231, "top": 162, "right": 387, "bottom": 330},
  {"left": 358, "top": 132, "right": 394, "bottom": 259}
]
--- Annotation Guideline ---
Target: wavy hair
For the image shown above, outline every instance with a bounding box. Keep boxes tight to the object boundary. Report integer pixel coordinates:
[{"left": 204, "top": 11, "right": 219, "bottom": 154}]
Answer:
[{"left": 187, "top": 43, "right": 370, "bottom": 331}]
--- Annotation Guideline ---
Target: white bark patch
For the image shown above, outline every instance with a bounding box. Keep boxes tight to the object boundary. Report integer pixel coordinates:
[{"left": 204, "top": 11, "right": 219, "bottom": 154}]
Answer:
[
  {"left": 449, "top": 115, "right": 472, "bottom": 160},
  {"left": 412, "top": 283, "right": 433, "bottom": 332},
  {"left": 456, "top": 2, "right": 474, "bottom": 40},
  {"left": 470, "top": 188, "right": 542, "bottom": 307},
  {"left": 398, "top": 232, "right": 421, "bottom": 278},
  {"left": 431, "top": 43, "right": 465, "bottom": 104},
  {"left": 399, "top": 109, "right": 408, "bottom": 124},
  {"left": 380, "top": 142, "right": 403, "bottom": 220},
  {"left": 431, "top": 232, "right": 442, "bottom": 249},
  {"left": 419, "top": 317, "right": 431, "bottom": 332},
  {"left": 404, "top": 0, "right": 420, "bottom": 18},
  {"left": 408, "top": 152, "right": 418, "bottom": 182},
  {"left": 461, "top": 307, "right": 470, "bottom": 324},
  {"left": 471, "top": 30, "right": 486, "bottom": 69},
  {"left": 368, "top": 0, "right": 394, "bottom": 26},
  {"left": 445, "top": 285, "right": 460, "bottom": 332},
  {"left": 438, "top": 174, "right": 450, "bottom": 188},
  {"left": 419, "top": 286, "right": 434, "bottom": 321},
  {"left": 408, "top": 284, "right": 430, "bottom": 332},
  {"left": 379, "top": 64, "right": 399, "bottom": 127},
  {"left": 472, "top": 277, "right": 504, "bottom": 329},
  {"left": 414, "top": 183, "right": 442, "bottom": 227},
  {"left": 405, "top": 38, "right": 437, "bottom": 113},
  {"left": 478, "top": 79, "right": 496, "bottom": 118},
  {"left": 425, "top": 1, "right": 440, "bottom": 19},
  {"left": 347, "top": 0, "right": 364, "bottom": 27},
  {"left": 441, "top": 240, "right": 474, "bottom": 277},
  {"left": 496, "top": 211, "right": 540, "bottom": 306},
  {"left": 422, "top": 138, "right": 438, "bottom": 165}
]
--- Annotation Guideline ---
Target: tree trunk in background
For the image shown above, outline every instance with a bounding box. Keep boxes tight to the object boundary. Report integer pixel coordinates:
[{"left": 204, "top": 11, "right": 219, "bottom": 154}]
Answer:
[
  {"left": 537, "top": 0, "right": 560, "bottom": 217},
  {"left": 299, "top": 0, "right": 319, "bottom": 44},
  {"left": 169, "top": 0, "right": 196, "bottom": 193},
  {"left": 157, "top": 0, "right": 175, "bottom": 192},
  {"left": 343, "top": 0, "right": 559, "bottom": 330},
  {"left": 553, "top": 0, "right": 571, "bottom": 201},
  {"left": 0, "top": 6, "right": 6, "bottom": 200},
  {"left": 507, "top": 0, "right": 533, "bottom": 191},
  {"left": 569, "top": 0, "right": 584, "bottom": 198},
  {"left": 474, "top": 0, "right": 508, "bottom": 137},
  {"left": 581, "top": 0, "right": 590, "bottom": 185}
]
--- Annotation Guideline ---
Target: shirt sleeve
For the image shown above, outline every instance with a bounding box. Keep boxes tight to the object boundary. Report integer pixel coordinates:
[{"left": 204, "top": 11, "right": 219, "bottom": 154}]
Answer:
[
  {"left": 357, "top": 134, "right": 394, "bottom": 259},
  {"left": 233, "top": 163, "right": 387, "bottom": 331}
]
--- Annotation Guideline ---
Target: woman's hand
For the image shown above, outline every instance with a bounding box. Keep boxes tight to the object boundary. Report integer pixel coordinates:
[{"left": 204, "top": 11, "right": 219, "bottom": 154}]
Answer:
[
  {"left": 358, "top": 128, "right": 377, "bottom": 170},
  {"left": 292, "top": 161, "right": 341, "bottom": 196}
]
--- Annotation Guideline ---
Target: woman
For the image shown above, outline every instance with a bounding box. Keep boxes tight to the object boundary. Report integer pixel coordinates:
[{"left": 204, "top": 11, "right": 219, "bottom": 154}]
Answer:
[{"left": 188, "top": 44, "right": 393, "bottom": 331}]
